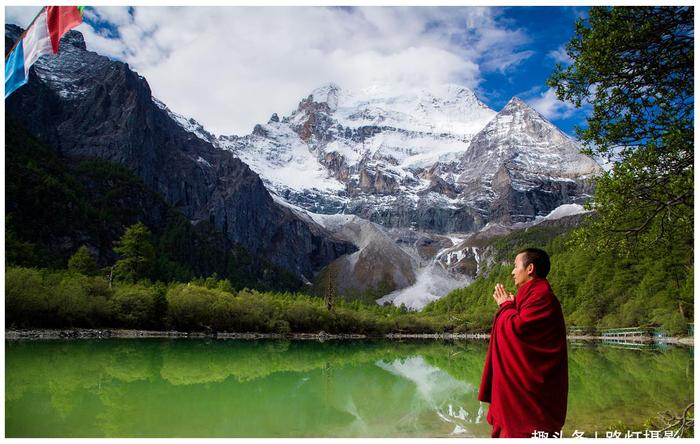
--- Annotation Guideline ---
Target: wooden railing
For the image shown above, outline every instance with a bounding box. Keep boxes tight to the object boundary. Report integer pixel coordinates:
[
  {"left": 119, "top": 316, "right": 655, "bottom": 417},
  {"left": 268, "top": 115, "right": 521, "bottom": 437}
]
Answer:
[
  {"left": 568, "top": 326, "right": 597, "bottom": 336},
  {"left": 568, "top": 326, "right": 667, "bottom": 338},
  {"left": 599, "top": 327, "right": 656, "bottom": 338}
]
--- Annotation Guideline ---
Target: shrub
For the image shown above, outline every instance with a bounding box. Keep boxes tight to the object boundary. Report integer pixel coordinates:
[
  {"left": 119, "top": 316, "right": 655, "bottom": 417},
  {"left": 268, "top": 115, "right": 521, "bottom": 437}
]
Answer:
[
  {"left": 6, "top": 267, "right": 49, "bottom": 327},
  {"left": 166, "top": 284, "right": 229, "bottom": 331},
  {"left": 111, "top": 284, "right": 159, "bottom": 328}
]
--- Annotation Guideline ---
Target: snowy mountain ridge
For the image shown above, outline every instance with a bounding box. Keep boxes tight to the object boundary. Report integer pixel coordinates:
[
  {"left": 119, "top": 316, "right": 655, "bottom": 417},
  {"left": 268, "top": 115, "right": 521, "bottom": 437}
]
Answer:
[
  {"left": 154, "top": 83, "right": 603, "bottom": 309},
  {"left": 157, "top": 82, "right": 602, "bottom": 233},
  {"left": 304, "top": 82, "right": 496, "bottom": 137}
]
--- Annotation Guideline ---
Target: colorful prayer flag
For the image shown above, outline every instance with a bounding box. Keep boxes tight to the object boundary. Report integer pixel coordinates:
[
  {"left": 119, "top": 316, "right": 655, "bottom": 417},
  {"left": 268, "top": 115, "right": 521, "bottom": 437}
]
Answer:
[{"left": 5, "top": 6, "right": 84, "bottom": 98}]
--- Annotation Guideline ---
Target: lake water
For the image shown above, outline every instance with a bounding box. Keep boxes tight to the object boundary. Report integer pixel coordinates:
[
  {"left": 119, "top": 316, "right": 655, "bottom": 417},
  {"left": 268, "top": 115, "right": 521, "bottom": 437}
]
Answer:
[{"left": 5, "top": 339, "right": 693, "bottom": 437}]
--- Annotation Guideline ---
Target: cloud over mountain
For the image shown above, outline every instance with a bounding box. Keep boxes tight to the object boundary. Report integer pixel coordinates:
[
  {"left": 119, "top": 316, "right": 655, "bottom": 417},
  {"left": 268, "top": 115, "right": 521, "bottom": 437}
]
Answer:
[{"left": 6, "top": 6, "right": 535, "bottom": 135}]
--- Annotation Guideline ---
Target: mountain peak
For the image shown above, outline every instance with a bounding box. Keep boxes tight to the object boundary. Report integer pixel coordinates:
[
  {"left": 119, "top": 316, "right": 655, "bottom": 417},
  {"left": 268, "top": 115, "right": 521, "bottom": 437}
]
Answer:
[
  {"left": 503, "top": 96, "right": 532, "bottom": 111},
  {"left": 310, "top": 83, "right": 340, "bottom": 99},
  {"left": 291, "top": 82, "right": 496, "bottom": 138},
  {"left": 60, "top": 29, "right": 87, "bottom": 51},
  {"left": 306, "top": 82, "right": 487, "bottom": 106},
  {"left": 5, "top": 24, "right": 86, "bottom": 53},
  {"left": 497, "top": 95, "right": 552, "bottom": 127}
]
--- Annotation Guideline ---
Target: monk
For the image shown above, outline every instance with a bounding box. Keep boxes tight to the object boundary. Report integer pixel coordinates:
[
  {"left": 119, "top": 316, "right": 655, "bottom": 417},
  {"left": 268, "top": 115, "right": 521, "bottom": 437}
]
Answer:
[{"left": 477, "top": 248, "right": 568, "bottom": 438}]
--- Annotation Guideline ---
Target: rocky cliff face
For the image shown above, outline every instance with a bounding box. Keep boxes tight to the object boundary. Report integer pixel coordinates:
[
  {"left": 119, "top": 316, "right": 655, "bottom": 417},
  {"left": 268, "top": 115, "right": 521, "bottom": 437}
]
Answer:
[
  {"left": 214, "top": 83, "right": 602, "bottom": 233},
  {"left": 285, "top": 209, "right": 418, "bottom": 302},
  {"left": 457, "top": 97, "right": 600, "bottom": 223},
  {"left": 5, "top": 24, "right": 355, "bottom": 280}
]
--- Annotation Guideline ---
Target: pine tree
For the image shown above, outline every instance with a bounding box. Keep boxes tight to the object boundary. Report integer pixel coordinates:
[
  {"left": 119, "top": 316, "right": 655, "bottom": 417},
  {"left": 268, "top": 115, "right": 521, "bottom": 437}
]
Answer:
[
  {"left": 324, "top": 267, "right": 335, "bottom": 312},
  {"left": 113, "top": 222, "right": 156, "bottom": 283},
  {"left": 548, "top": 6, "right": 693, "bottom": 252},
  {"left": 67, "top": 245, "right": 99, "bottom": 276}
]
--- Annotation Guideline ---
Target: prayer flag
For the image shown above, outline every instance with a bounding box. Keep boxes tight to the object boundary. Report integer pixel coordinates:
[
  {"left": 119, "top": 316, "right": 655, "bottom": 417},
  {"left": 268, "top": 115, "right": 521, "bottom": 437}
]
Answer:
[{"left": 5, "top": 6, "right": 84, "bottom": 98}]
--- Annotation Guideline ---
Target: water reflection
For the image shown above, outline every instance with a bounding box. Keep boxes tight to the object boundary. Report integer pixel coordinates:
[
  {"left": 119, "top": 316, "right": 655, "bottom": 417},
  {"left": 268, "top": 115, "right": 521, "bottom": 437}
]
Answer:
[
  {"left": 376, "top": 356, "right": 481, "bottom": 436},
  {"left": 5, "top": 339, "right": 693, "bottom": 437}
]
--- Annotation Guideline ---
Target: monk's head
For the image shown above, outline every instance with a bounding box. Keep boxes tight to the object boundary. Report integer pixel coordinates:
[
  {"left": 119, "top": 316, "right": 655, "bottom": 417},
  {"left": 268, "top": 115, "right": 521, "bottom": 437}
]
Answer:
[{"left": 512, "top": 248, "right": 550, "bottom": 287}]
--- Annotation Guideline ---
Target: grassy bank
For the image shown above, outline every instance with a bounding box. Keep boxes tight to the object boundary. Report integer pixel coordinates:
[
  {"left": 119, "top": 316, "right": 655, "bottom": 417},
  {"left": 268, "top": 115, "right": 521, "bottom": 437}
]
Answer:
[{"left": 5, "top": 267, "right": 460, "bottom": 335}]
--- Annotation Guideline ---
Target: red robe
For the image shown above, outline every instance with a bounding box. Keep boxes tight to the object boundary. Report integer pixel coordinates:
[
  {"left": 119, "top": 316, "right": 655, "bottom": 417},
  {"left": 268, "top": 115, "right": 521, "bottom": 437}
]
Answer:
[{"left": 477, "top": 277, "right": 568, "bottom": 438}]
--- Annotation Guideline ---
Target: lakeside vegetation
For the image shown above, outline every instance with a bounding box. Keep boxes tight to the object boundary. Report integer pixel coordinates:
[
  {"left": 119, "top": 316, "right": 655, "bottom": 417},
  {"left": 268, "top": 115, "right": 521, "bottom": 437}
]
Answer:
[
  {"left": 424, "top": 224, "right": 693, "bottom": 336},
  {"left": 6, "top": 216, "right": 692, "bottom": 336},
  {"left": 5, "top": 265, "right": 454, "bottom": 335}
]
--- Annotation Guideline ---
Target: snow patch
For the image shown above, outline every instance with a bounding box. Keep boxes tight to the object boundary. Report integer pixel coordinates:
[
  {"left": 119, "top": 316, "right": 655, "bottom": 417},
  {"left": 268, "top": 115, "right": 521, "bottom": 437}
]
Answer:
[
  {"left": 196, "top": 156, "right": 212, "bottom": 168},
  {"left": 153, "top": 96, "right": 212, "bottom": 142},
  {"left": 219, "top": 123, "right": 346, "bottom": 193},
  {"left": 377, "top": 262, "right": 471, "bottom": 310},
  {"left": 541, "top": 203, "right": 590, "bottom": 221}
]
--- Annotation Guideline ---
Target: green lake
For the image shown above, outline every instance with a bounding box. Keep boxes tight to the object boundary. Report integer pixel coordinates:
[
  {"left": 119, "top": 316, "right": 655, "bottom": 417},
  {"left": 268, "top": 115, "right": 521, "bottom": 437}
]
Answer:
[{"left": 5, "top": 339, "right": 693, "bottom": 437}]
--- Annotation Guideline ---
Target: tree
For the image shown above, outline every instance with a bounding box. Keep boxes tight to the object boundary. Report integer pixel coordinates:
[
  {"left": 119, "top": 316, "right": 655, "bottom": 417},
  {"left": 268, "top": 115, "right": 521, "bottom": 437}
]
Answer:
[
  {"left": 113, "top": 222, "right": 156, "bottom": 283},
  {"left": 548, "top": 7, "right": 693, "bottom": 252},
  {"left": 68, "top": 245, "right": 99, "bottom": 276}
]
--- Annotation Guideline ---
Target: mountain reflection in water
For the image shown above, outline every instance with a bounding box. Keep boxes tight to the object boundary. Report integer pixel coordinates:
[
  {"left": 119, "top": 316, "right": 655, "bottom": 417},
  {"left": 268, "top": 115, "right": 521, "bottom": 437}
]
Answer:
[{"left": 5, "top": 339, "right": 692, "bottom": 437}]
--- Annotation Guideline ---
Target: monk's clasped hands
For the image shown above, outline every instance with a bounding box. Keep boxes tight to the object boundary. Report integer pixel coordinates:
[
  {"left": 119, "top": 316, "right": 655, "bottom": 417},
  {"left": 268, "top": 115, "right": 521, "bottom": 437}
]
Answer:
[{"left": 492, "top": 283, "right": 514, "bottom": 306}]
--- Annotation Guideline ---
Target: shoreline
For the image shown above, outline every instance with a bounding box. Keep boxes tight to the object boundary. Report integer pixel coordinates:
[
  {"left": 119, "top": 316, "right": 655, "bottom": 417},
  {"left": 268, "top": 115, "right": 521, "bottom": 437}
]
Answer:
[{"left": 3, "top": 329, "right": 694, "bottom": 346}]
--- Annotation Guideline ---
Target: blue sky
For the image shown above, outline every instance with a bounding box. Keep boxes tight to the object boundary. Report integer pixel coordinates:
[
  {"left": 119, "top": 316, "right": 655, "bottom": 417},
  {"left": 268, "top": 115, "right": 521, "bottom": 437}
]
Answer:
[
  {"left": 477, "top": 6, "right": 588, "bottom": 135},
  {"left": 6, "top": 6, "right": 590, "bottom": 136}
]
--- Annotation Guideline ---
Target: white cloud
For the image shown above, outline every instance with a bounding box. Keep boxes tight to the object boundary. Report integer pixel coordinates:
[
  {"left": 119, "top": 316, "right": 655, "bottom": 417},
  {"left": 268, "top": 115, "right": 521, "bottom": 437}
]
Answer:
[
  {"left": 547, "top": 45, "right": 572, "bottom": 65},
  {"left": 87, "top": 6, "right": 133, "bottom": 27},
  {"left": 525, "top": 87, "right": 578, "bottom": 120},
  {"left": 467, "top": 24, "right": 533, "bottom": 74},
  {"left": 6, "top": 6, "right": 535, "bottom": 136},
  {"left": 73, "top": 22, "right": 128, "bottom": 60},
  {"left": 482, "top": 49, "right": 534, "bottom": 73},
  {"left": 5, "top": 6, "right": 43, "bottom": 28}
]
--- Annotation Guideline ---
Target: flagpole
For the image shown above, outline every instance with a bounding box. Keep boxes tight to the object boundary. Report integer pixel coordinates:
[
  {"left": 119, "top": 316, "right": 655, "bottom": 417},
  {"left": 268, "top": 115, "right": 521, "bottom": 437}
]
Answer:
[{"left": 5, "top": 6, "right": 48, "bottom": 60}]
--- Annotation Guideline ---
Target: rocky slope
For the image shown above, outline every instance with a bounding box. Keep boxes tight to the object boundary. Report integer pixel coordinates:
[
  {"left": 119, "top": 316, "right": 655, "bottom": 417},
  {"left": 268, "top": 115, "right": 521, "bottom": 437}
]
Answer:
[
  {"left": 456, "top": 97, "right": 600, "bottom": 223},
  {"left": 5, "top": 24, "right": 355, "bottom": 280},
  {"left": 6, "top": 115, "right": 303, "bottom": 289},
  {"left": 213, "top": 83, "right": 602, "bottom": 233},
  {"left": 159, "top": 80, "right": 601, "bottom": 308}
]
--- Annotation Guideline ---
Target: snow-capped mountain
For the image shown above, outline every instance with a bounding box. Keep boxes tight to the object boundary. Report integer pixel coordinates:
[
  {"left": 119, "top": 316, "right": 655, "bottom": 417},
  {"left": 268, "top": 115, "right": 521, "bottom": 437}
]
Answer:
[
  {"left": 5, "top": 20, "right": 602, "bottom": 310},
  {"left": 456, "top": 97, "right": 601, "bottom": 222},
  {"left": 303, "top": 82, "right": 496, "bottom": 141},
  {"left": 211, "top": 84, "right": 496, "bottom": 222},
  {"left": 201, "top": 83, "right": 602, "bottom": 233},
  {"left": 6, "top": 25, "right": 356, "bottom": 281},
  {"left": 156, "top": 82, "right": 603, "bottom": 308}
]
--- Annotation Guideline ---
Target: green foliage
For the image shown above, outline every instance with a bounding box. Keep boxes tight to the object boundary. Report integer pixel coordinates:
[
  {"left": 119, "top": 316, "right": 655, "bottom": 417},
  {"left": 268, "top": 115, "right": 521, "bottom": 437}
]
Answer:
[
  {"left": 6, "top": 267, "right": 113, "bottom": 328},
  {"left": 113, "top": 223, "right": 156, "bottom": 283},
  {"left": 6, "top": 267, "right": 48, "bottom": 327},
  {"left": 6, "top": 226, "right": 693, "bottom": 337},
  {"left": 5, "top": 222, "right": 42, "bottom": 268},
  {"left": 111, "top": 285, "right": 160, "bottom": 328},
  {"left": 490, "top": 224, "right": 571, "bottom": 262},
  {"left": 548, "top": 6, "right": 693, "bottom": 252},
  {"left": 424, "top": 223, "right": 693, "bottom": 334},
  {"left": 68, "top": 246, "right": 99, "bottom": 276},
  {"left": 5, "top": 117, "right": 91, "bottom": 269},
  {"left": 166, "top": 284, "right": 227, "bottom": 331},
  {"left": 165, "top": 284, "right": 400, "bottom": 334}
]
